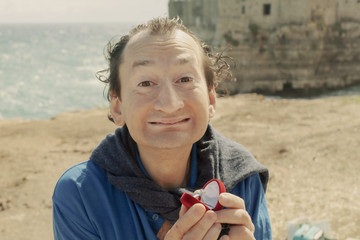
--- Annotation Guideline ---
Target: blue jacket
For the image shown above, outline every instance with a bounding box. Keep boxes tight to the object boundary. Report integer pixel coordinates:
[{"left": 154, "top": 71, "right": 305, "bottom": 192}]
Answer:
[
  {"left": 53, "top": 125, "right": 272, "bottom": 239},
  {"left": 53, "top": 162, "right": 271, "bottom": 239}
]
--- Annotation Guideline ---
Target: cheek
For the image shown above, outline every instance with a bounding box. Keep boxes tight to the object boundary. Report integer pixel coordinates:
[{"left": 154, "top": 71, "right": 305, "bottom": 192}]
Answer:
[
  {"left": 188, "top": 93, "right": 211, "bottom": 120},
  {"left": 121, "top": 97, "right": 148, "bottom": 123}
]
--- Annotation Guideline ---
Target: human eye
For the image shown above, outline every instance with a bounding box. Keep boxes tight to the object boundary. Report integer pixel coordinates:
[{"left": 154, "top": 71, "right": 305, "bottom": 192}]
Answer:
[
  {"left": 178, "top": 76, "right": 193, "bottom": 83},
  {"left": 137, "top": 80, "right": 153, "bottom": 87}
]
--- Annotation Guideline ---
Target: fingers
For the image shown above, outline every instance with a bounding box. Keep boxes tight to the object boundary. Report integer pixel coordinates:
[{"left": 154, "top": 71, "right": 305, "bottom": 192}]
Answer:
[
  {"left": 179, "top": 203, "right": 188, "bottom": 218},
  {"left": 167, "top": 203, "right": 206, "bottom": 239},
  {"left": 171, "top": 192, "right": 255, "bottom": 240},
  {"left": 216, "top": 209, "right": 255, "bottom": 233},
  {"left": 218, "top": 226, "right": 255, "bottom": 240},
  {"left": 216, "top": 193, "right": 255, "bottom": 239},
  {"left": 223, "top": 225, "right": 255, "bottom": 240},
  {"left": 166, "top": 203, "right": 223, "bottom": 240},
  {"left": 184, "top": 210, "right": 220, "bottom": 240},
  {"left": 219, "top": 192, "right": 245, "bottom": 210},
  {"left": 218, "top": 192, "right": 254, "bottom": 230},
  {"left": 203, "top": 223, "right": 222, "bottom": 240}
]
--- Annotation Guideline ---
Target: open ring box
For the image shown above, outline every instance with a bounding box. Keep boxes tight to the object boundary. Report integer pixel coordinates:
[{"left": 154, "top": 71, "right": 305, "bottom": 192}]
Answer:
[{"left": 180, "top": 179, "right": 226, "bottom": 211}]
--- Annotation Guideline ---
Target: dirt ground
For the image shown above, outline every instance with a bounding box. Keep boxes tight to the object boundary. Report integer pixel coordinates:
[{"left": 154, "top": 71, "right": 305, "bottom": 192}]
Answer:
[{"left": 0, "top": 94, "right": 359, "bottom": 240}]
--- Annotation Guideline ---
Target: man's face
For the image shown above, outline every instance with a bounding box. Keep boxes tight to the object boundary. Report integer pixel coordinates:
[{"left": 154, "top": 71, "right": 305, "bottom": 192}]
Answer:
[{"left": 111, "top": 29, "right": 216, "bottom": 150}]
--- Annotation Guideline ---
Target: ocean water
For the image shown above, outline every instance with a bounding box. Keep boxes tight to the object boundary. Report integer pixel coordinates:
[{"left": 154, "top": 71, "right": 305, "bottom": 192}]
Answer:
[
  {"left": 0, "top": 22, "right": 134, "bottom": 119},
  {"left": 1, "top": 23, "right": 359, "bottom": 120}
]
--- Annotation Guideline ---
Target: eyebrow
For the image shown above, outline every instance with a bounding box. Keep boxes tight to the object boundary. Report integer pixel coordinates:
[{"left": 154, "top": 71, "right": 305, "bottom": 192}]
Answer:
[
  {"left": 132, "top": 56, "right": 195, "bottom": 69},
  {"left": 176, "top": 57, "right": 193, "bottom": 65},
  {"left": 132, "top": 59, "right": 154, "bottom": 69}
]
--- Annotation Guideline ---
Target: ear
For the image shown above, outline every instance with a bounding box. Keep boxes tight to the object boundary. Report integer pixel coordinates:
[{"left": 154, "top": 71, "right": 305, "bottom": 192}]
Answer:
[
  {"left": 208, "top": 87, "right": 216, "bottom": 119},
  {"left": 110, "top": 94, "right": 125, "bottom": 126}
]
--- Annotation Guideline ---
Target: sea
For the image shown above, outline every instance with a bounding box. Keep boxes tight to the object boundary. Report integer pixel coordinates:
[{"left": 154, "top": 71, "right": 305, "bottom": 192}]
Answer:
[
  {"left": 0, "top": 23, "right": 359, "bottom": 120},
  {"left": 0, "top": 22, "right": 135, "bottom": 120}
]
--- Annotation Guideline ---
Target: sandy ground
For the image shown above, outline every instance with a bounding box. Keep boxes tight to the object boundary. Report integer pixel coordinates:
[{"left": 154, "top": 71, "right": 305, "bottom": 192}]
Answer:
[{"left": 0, "top": 94, "right": 359, "bottom": 240}]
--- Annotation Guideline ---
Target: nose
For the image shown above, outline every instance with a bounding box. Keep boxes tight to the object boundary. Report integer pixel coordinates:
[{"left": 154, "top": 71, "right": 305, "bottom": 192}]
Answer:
[{"left": 154, "top": 82, "right": 184, "bottom": 113}]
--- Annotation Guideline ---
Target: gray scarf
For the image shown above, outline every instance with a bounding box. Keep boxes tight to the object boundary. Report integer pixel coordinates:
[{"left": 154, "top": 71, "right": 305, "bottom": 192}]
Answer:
[{"left": 91, "top": 124, "right": 268, "bottom": 224}]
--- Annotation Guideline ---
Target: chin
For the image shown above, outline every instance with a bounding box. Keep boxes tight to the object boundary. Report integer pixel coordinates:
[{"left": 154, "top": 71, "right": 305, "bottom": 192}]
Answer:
[{"left": 145, "top": 132, "right": 200, "bottom": 149}]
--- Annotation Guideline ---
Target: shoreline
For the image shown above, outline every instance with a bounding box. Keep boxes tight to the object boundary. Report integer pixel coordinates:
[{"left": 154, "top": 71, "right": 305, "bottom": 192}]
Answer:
[
  {"left": 1, "top": 83, "right": 360, "bottom": 121},
  {"left": 0, "top": 94, "right": 359, "bottom": 239}
]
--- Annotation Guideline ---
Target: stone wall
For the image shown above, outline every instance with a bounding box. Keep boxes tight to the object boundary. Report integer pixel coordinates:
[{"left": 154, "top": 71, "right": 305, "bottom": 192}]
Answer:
[
  {"left": 218, "top": 21, "right": 360, "bottom": 96},
  {"left": 168, "top": 0, "right": 360, "bottom": 95},
  {"left": 337, "top": 0, "right": 360, "bottom": 22},
  {"left": 309, "top": 0, "right": 337, "bottom": 25}
]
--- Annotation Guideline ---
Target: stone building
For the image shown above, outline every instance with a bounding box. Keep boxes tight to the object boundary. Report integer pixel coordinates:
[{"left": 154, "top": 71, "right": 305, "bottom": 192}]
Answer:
[
  {"left": 337, "top": 0, "right": 360, "bottom": 21},
  {"left": 168, "top": 0, "right": 360, "bottom": 95},
  {"left": 169, "top": 0, "right": 360, "bottom": 45}
]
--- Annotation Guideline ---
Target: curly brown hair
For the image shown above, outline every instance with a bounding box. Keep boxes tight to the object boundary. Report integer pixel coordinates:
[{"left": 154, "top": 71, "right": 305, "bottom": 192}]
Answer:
[{"left": 96, "top": 17, "right": 231, "bottom": 122}]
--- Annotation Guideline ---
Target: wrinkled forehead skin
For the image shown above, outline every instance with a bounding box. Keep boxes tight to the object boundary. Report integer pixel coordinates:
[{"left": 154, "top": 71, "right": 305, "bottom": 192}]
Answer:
[{"left": 121, "top": 29, "right": 206, "bottom": 73}]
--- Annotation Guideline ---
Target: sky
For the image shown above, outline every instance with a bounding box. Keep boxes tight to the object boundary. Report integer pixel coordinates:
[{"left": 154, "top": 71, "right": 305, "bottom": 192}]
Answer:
[{"left": 0, "top": 0, "right": 169, "bottom": 24}]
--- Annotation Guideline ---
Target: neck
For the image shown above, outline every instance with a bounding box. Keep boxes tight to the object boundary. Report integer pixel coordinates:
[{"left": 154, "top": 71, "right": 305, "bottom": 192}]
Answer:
[{"left": 137, "top": 144, "right": 193, "bottom": 190}]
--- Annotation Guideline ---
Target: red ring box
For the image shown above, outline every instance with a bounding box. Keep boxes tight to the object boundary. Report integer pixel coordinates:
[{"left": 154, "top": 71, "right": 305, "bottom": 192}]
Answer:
[{"left": 180, "top": 179, "right": 226, "bottom": 211}]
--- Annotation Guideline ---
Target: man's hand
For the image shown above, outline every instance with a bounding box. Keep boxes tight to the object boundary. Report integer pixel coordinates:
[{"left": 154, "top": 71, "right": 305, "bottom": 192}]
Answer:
[
  {"left": 165, "top": 193, "right": 255, "bottom": 240},
  {"left": 164, "top": 203, "right": 222, "bottom": 240},
  {"left": 216, "top": 193, "right": 255, "bottom": 240}
]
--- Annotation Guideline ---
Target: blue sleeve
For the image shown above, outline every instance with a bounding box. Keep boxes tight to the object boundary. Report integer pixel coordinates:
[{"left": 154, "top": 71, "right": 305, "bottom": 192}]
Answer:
[
  {"left": 230, "top": 174, "right": 272, "bottom": 240},
  {"left": 52, "top": 166, "right": 100, "bottom": 240}
]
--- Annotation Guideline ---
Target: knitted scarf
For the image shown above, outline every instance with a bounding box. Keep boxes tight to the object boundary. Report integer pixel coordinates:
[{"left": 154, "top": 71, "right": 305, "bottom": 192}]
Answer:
[{"left": 90, "top": 124, "right": 268, "bottom": 224}]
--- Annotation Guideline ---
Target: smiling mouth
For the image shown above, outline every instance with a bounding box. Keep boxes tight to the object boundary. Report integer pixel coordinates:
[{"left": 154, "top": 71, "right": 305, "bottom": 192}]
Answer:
[{"left": 149, "top": 118, "right": 190, "bottom": 125}]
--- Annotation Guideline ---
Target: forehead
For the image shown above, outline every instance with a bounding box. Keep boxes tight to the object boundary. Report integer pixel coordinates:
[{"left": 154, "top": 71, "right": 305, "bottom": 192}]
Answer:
[{"left": 122, "top": 29, "right": 204, "bottom": 66}]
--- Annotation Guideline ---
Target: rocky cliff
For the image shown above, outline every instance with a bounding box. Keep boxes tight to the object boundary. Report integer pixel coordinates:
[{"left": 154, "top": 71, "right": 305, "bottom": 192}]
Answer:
[{"left": 213, "top": 21, "right": 360, "bottom": 96}]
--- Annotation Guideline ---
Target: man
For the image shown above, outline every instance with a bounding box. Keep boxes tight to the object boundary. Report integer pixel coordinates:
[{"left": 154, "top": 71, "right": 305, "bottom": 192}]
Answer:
[{"left": 53, "top": 17, "right": 272, "bottom": 239}]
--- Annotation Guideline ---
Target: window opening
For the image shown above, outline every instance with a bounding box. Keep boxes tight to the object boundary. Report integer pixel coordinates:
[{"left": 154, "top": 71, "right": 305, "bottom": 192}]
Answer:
[{"left": 263, "top": 4, "right": 271, "bottom": 16}]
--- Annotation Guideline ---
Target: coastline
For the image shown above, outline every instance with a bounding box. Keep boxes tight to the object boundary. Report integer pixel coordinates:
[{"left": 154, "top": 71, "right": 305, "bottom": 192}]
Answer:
[{"left": 0, "top": 94, "right": 359, "bottom": 239}]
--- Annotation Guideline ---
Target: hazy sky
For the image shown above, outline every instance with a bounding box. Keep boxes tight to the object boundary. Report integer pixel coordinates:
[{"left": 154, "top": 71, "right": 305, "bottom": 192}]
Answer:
[{"left": 0, "top": 0, "right": 169, "bottom": 23}]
